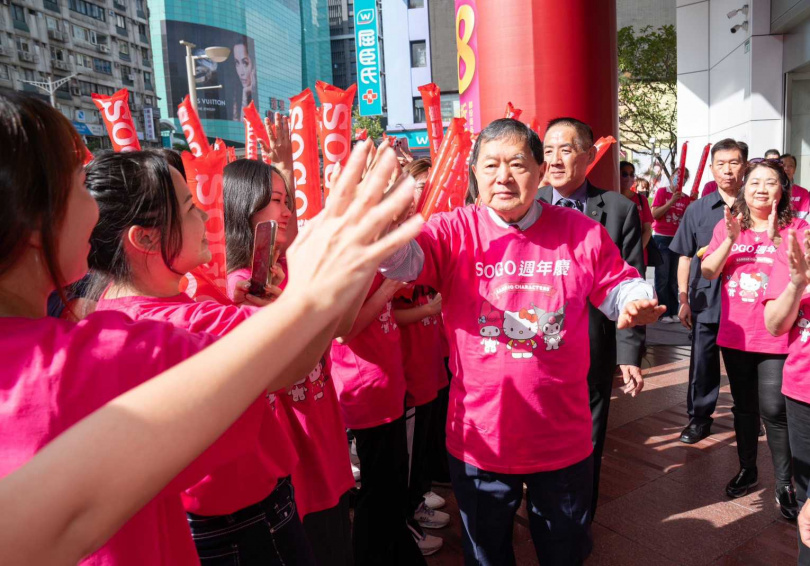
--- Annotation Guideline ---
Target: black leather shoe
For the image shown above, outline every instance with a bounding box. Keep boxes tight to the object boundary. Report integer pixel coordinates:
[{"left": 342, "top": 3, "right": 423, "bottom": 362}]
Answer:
[
  {"left": 679, "top": 422, "right": 711, "bottom": 444},
  {"left": 776, "top": 484, "right": 799, "bottom": 520},
  {"left": 726, "top": 468, "right": 758, "bottom": 498}
]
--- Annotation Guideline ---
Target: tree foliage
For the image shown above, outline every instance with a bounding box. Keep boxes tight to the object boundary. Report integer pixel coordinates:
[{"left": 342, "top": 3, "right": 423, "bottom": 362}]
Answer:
[
  {"left": 352, "top": 108, "right": 385, "bottom": 141},
  {"left": 618, "top": 24, "right": 677, "bottom": 173}
]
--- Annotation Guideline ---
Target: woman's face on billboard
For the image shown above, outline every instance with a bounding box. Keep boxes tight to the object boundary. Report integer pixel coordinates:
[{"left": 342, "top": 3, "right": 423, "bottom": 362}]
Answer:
[{"left": 234, "top": 44, "right": 253, "bottom": 88}]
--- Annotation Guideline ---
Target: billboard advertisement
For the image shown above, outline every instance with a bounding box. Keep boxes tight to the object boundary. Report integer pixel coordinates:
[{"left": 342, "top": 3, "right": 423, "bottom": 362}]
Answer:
[{"left": 165, "top": 21, "right": 259, "bottom": 122}]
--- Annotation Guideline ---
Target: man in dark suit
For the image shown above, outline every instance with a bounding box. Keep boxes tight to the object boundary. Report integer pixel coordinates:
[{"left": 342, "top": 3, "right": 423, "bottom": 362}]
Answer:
[{"left": 537, "top": 117, "right": 646, "bottom": 518}]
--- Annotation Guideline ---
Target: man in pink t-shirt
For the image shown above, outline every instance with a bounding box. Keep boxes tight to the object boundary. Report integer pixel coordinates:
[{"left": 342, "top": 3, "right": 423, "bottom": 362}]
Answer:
[{"left": 381, "top": 118, "right": 663, "bottom": 565}]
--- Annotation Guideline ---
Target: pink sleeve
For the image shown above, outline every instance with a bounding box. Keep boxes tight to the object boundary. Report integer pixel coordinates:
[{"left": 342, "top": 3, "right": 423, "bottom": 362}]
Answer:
[
  {"left": 641, "top": 197, "right": 654, "bottom": 224},
  {"left": 413, "top": 212, "right": 456, "bottom": 292},
  {"left": 652, "top": 188, "right": 668, "bottom": 207},
  {"left": 587, "top": 222, "right": 643, "bottom": 308},
  {"left": 701, "top": 220, "right": 726, "bottom": 260},
  {"left": 186, "top": 302, "right": 258, "bottom": 336}
]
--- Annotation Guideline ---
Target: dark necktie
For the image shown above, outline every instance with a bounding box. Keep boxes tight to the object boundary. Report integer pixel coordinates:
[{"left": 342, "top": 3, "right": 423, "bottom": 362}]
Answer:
[{"left": 558, "top": 198, "right": 584, "bottom": 213}]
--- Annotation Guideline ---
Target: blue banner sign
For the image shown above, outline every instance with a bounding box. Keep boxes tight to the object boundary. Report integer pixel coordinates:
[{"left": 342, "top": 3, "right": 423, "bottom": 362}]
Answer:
[{"left": 354, "top": 0, "right": 383, "bottom": 116}]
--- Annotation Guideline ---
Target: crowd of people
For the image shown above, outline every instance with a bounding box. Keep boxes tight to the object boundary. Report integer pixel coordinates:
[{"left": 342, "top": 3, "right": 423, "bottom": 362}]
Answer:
[{"left": 1, "top": 85, "right": 810, "bottom": 566}]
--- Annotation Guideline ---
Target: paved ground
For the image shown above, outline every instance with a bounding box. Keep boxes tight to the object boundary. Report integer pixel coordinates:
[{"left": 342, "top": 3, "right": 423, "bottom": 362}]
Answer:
[{"left": 425, "top": 321, "right": 799, "bottom": 565}]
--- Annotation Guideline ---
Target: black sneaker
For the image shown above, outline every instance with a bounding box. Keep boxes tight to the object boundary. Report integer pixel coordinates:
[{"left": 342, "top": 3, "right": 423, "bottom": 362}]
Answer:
[
  {"left": 679, "top": 422, "right": 711, "bottom": 444},
  {"left": 776, "top": 484, "right": 799, "bottom": 520},
  {"left": 726, "top": 468, "right": 758, "bottom": 498}
]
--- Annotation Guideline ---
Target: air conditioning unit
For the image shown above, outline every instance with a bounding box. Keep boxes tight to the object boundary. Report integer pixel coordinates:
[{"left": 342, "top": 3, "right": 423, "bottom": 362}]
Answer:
[
  {"left": 47, "top": 29, "right": 65, "bottom": 41},
  {"left": 127, "top": 73, "right": 134, "bottom": 81},
  {"left": 0, "top": 46, "right": 8, "bottom": 57},
  {"left": 18, "top": 51, "right": 35, "bottom": 63},
  {"left": 98, "top": 44, "right": 110, "bottom": 53},
  {"left": 53, "top": 60, "right": 70, "bottom": 71}
]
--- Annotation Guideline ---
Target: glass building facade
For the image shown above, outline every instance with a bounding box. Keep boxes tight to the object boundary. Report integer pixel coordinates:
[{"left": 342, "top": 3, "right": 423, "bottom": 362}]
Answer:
[{"left": 149, "top": 0, "right": 331, "bottom": 144}]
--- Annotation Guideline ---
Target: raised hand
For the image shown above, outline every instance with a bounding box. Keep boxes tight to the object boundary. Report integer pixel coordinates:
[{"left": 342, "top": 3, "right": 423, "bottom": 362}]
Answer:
[
  {"left": 262, "top": 113, "right": 293, "bottom": 172},
  {"left": 724, "top": 206, "right": 742, "bottom": 242},
  {"left": 787, "top": 229, "right": 810, "bottom": 288},
  {"left": 617, "top": 298, "right": 666, "bottom": 329},
  {"left": 284, "top": 141, "right": 423, "bottom": 324},
  {"left": 768, "top": 199, "right": 780, "bottom": 243}
]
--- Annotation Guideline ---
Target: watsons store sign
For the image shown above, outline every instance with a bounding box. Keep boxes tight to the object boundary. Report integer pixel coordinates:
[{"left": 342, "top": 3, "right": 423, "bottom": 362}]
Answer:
[{"left": 387, "top": 129, "right": 430, "bottom": 151}]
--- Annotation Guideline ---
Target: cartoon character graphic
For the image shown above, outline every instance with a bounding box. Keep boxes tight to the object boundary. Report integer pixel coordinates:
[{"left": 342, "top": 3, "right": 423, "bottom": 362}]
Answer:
[
  {"left": 265, "top": 391, "right": 277, "bottom": 410},
  {"left": 798, "top": 310, "right": 810, "bottom": 343},
  {"left": 478, "top": 302, "right": 502, "bottom": 355},
  {"left": 503, "top": 306, "right": 539, "bottom": 359},
  {"left": 308, "top": 363, "right": 326, "bottom": 401},
  {"left": 287, "top": 378, "right": 307, "bottom": 402},
  {"left": 727, "top": 278, "right": 738, "bottom": 298},
  {"left": 378, "top": 301, "right": 396, "bottom": 334},
  {"left": 738, "top": 272, "right": 768, "bottom": 303},
  {"left": 538, "top": 303, "right": 567, "bottom": 351}
]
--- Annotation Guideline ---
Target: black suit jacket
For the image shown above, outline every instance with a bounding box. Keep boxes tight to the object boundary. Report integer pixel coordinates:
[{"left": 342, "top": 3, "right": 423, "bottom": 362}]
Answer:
[{"left": 537, "top": 182, "right": 646, "bottom": 376}]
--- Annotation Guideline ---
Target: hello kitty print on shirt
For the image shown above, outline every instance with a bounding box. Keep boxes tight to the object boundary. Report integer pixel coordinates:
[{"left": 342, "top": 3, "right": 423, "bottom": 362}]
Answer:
[
  {"left": 798, "top": 310, "right": 810, "bottom": 343},
  {"left": 288, "top": 378, "right": 307, "bottom": 402},
  {"left": 308, "top": 363, "right": 326, "bottom": 401},
  {"left": 378, "top": 301, "right": 397, "bottom": 334},
  {"left": 503, "top": 306, "right": 540, "bottom": 359},
  {"left": 728, "top": 271, "right": 768, "bottom": 303}
]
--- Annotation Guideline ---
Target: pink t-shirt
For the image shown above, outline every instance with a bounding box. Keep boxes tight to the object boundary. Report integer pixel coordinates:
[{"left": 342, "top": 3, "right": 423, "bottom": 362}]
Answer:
[
  {"left": 393, "top": 286, "right": 444, "bottom": 407},
  {"left": 228, "top": 268, "right": 354, "bottom": 517},
  {"left": 792, "top": 185, "right": 810, "bottom": 220},
  {"left": 702, "top": 181, "right": 718, "bottom": 198},
  {"left": 652, "top": 186, "right": 692, "bottom": 236},
  {"left": 0, "top": 312, "right": 264, "bottom": 566},
  {"left": 330, "top": 273, "right": 406, "bottom": 429},
  {"left": 764, "top": 234, "right": 810, "bottom": 403},
  {"left": 413, "top": 203, "right": 640, "bottom": 474},
  {"left": 703, "top": 219, "right": 808, "bottom": 354},
  {"left": 95, "top": 293, "right": 298, "bottom": 517}
]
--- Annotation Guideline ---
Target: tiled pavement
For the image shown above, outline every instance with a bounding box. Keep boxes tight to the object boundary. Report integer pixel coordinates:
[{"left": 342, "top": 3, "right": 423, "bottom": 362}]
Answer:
[{"left": 425, "top": 322, "right": 799, "bottom": 565}]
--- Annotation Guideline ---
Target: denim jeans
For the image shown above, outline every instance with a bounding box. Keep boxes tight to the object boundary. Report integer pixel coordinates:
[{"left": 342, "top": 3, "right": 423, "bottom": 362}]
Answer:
[
  {"left": 448, "top": 454, "right": 593, "bottom": 566},
  {"left": 187, "top": 477, "right": 316, "bottom": 566},
  {"left": 653, "top": 234, "right": 678, "bottom": 317}
]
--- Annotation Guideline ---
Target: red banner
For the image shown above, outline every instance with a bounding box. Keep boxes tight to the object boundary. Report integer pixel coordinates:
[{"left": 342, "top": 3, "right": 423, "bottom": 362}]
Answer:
[
  {"left": 180, "top": 148, "right": 230, "bottom": 301},
  {"left": 91, "top": 88, "right": 141, "bottom": 152},
  {"left": 504, "top": 102, "right": 522, "bottom": 120},
  {"left": 585, "top": 136, "right": 617, "bottom": 177},
  {"left": 177, "top": 95, "right": 211, "bottom": 158},
  {"left": 244, "top": 117, "right": 258, "bottom": 160},
  {"left": 243, "top": 101, "right": 269, "bottom": 152},
  {"left": 289, "top": 88, "right": 323, "bottom": 226},
  {"left": 316, "top": 81, "right": 356, "bottom": 200},
  {"left": 418, "top": 83, "right": 444, "bottom": 160}
]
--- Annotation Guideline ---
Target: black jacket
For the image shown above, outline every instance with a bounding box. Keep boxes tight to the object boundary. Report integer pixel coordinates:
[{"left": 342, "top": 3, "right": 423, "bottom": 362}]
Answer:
[{"left": 537, "top": 182, "right": 646, "bottom": 374}]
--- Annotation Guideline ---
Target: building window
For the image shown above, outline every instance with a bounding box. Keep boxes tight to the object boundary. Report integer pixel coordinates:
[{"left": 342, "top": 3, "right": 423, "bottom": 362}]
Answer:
[
  {"left": 115, "top": 14, "right": 127, "bottom": 29},
  {"left": 11, "top": 5, "right": 26, "bottom": 23},
  {"left": 93, "top": 58, "right": 112, "bottom": 75},
  {"left": 50, "top": 46, "right": 66, "bottom": 61},
  {"left": 68, "top": 0, "right": 106, "bottom": 21},
  {"left": 76, "top": 53, "right": 93, "bottom": 69},
  {"left": 15, "top": 38, "right": 30, "bottom": 53},
  {"left": 72, "top": 24, "right": 98, "bottom": 44},
  {"left": 121, "top": 65, "right": 133, "bottom": 85},
  {"left": 144, "top": 95, "right": 153, "bottom": 106},
  {"left": 408, "top": 0, "right": 425, "bottom": 7},
  {"left": 441, "top": 92, "right": 460, "bottom": 121},
  {"left": 144, "top": 71, "right": 152, "bottom": 89},
  {"left": 46, "top": 16, "right": 61, "bottom": 31},
  {"left": 23, "top": 68, "right": 35, "bottom": 81},
  {"left": 410, "top": 41, "right": 427, "bottom": 68},
  {"left": 119, "top": 41, "right": 129, "bottom": 55},
  {"left": 413, "top": 98, "right": 425, "bottom": 123},
  {"left": 0, "top": 64, "right": 9, "bottom": 81}
]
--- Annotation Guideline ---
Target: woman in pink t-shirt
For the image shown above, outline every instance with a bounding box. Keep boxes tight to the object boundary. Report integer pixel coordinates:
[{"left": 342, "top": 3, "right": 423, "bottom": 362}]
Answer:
[
  {"left": 85, "top": 151, "right": 320, "bottom": 565},
  {"left": 620, "top": 161, "right": 653, "bottom": 270},
  {"left": 764, "top": 227, "right": 810, "bottom": 560},
  {"left": 223, "top": 158, "right": 355, "bottom": 566},
  {"left": 781, "top": 153, "right": 810, "bottom": 220},
  {"left": 0, "top": 92, "right": 422, "bottom": 564},
  {"left": 701, "top": 159, "right": 800, "bottom": 519}
]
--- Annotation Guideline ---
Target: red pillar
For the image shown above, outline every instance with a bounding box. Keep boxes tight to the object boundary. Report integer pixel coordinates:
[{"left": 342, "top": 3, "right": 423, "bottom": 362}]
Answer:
[{"left": 475, "top": 0, "right": 619, "bottom": 191}]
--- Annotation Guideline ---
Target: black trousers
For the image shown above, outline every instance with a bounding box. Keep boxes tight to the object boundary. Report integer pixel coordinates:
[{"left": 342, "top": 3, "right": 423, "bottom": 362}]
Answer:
[
  {"left": 721, "top": 348, "right": 791, "bottom": 485},
  {"left": 302, "top": 491, "right": 353, "bottom": 566},
  {"left": 408, "top": 399, "right": 437, "bottom": 514},
  {"left": 786, "top": 397, "right": 810, "bottom": 565},
  {"left": 588, "top": 364, "right": 613, "bottom": 519},
  {"left": 687, "top": 318, "right": 721, "bottom": 426},
  {"left": 351, "top": 416, "right": 426, "bottom": 566}
]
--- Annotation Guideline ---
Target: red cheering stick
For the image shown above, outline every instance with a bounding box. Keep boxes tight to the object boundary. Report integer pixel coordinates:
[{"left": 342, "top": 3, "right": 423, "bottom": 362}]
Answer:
[
  {"left": 445, "top": 133, "right": 474, "bottom": 212},
  {"left": 504, "top": 102, "right": 522, "bottom": 121},
  {"left": 289, "top": 88, "right": 323, "bottom": 226},
  {"left": 244, "top": 117, "right": 258, "bottom": 160},
  {"left": 675, "top": 141, "right": 688, "bottom": 195},
  {"left": 177, "top": 95, "right": 211, "bottom": 157},
  {"left": 689, "top": 143, "right": 712, "bottom": 200},
  {"left": 355, "top": 128, "right": 368, "bottom": 141},
  {"left": 243, "top": 101, "right": 269, "bottom": 158},
  {"left": 527, "top": 117, "right": 540, "bottom": 135},
  {"left": 421, "top": 143, "right": 463, "bottom": 218},
  {"left": 417, "top": 118, "right": 465, "bottom": 215},
  {"left": 91, "top": 88, "right": 141, "bottom": 152},
  {"left": 585, "top": 136, "right": 616, "bottom": 176},
  {"left": 316, "top": 81, "right": 356, "bottom": 201},
  {"left": 418, "top": 83, "right": 444, "bottom": 161}
]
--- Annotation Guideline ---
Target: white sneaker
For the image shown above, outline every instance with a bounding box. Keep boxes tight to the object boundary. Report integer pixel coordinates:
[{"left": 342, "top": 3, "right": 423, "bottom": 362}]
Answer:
[
  {"left": 407, "top": 521, "right": 443, "bottom": 556},
  {"left": 423, "top": 491, "right": 446, "bottom": 510},
  {"left": 660, "top": 315, "right": 678, "bottom": 324},
  {"left": 415, "top": 501, "right": 450, "bottom": 529},
  {"left": 351, "top": 463, "right": 361, "bottom": 482}
]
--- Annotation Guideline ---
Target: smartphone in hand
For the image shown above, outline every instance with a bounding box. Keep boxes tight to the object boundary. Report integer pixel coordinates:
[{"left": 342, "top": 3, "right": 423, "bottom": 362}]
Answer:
[{"left": 248, "top": 220, "right": 278, "bottom": 297}]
